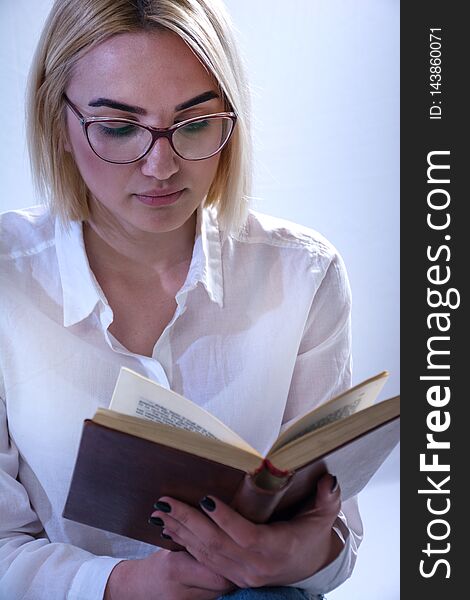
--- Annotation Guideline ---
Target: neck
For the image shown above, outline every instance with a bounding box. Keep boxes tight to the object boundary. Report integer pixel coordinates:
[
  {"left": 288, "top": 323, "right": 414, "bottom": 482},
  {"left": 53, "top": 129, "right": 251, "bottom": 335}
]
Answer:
[{"left": 83, "top": 204, "right": 197, "bottom": 279}]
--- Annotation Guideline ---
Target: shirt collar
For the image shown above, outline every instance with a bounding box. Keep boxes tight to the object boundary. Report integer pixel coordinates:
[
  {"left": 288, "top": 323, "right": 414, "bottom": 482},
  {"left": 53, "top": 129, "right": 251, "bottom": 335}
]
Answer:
[
  {"left": 55, "top": 218, "right": 104, "bottom": 327},
  {"left": 55, "top": 206, "right": 224, "bottom": 328},
  {"left": 187, "top": 205, "right": 224, "bottom": 308}
]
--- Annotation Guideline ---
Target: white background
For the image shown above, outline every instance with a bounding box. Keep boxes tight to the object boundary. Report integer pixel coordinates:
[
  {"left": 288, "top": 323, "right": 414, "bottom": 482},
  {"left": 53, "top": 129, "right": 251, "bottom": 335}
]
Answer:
[{"left": 0, "top": 1, "right": 399, "bottom": 598}]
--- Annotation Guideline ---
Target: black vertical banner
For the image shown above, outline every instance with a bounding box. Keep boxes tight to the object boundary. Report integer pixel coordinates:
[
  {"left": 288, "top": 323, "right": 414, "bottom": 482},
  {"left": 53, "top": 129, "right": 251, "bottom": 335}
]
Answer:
[{"left": 401, "top": 2, "right": 466, "bottom": 597}]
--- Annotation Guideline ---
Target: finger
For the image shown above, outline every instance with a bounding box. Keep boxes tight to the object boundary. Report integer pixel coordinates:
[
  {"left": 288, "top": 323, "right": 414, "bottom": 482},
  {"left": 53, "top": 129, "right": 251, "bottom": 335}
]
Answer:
[
  {"left": 306, "top": 473, "right": 342, "bottom": 521},
  {"left": 152, "top": 497, "right": 263, "bottom": 587},
  {"left": 152, "top": 497, "right": 231, "bottom": 550},
  {"left": 155, "top": 495, "right": 261, "bottom": 551},
  {"left": 167, "top": 525, "right": 246, "bottom": 586},
  {"left": 316, "top": 472, "right": 341, "bottom": 504},
  {"left": 196, "top": 495, "right": 263, "bottom": 549},
  {"left": 152, "top": 497, "right": 247, "bottom": 568}
]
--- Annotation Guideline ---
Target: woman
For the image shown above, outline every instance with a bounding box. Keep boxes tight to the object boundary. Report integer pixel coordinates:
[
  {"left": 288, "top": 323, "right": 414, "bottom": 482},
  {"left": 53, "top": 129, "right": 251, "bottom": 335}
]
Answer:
[{"left": 0, "top": 1, "right": 362, "bottom": 598}]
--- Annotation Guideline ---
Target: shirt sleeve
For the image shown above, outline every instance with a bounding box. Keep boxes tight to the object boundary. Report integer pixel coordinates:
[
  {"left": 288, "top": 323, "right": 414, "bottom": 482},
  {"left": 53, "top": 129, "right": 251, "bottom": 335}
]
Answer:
[
  {"left": 0, "top": 392, "right": 122, "bottom": 600},
  {"left": 282, "top": 250, "right": 363, "bottom": 595}
]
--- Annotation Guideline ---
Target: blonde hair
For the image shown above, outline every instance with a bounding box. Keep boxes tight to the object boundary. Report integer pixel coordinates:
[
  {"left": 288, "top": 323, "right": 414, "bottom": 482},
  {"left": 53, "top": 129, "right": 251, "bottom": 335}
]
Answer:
[{"left": 27, "top": 0, "right": 252, "bottom": 234}]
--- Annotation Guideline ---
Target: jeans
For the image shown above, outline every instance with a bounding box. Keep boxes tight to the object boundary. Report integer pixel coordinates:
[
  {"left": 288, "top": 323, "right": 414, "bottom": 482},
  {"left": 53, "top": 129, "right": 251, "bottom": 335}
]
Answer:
[{"left": 218, "top": 588, "right": 324, "bottom": 599}]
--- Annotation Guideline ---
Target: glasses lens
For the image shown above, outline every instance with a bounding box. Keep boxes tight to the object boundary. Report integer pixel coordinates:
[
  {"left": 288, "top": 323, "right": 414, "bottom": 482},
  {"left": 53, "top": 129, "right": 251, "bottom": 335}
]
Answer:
[
  {"left": 87, "top": 121, "right": 152, "bottom": 162},
  {"left": 173, "top": 117, "right": 233, "bottom": 160}
]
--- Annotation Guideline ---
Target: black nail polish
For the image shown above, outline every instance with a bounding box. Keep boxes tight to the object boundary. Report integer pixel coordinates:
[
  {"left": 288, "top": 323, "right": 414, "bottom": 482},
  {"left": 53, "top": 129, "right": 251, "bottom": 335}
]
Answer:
[
  {"left": 330, "top": 476, "right": 339, "bottom": 493},
  {"left": 148, "top": 516, "right": 164, "bottom": 526},
  {"left": 161, "top": 532, "right": 173, "bottom": 540},
  {"left": 153, "top": 501, "right": 172, "bottom": 513},
  {"left": 200, "top": 496, "right": 216, "bottom": 512}
]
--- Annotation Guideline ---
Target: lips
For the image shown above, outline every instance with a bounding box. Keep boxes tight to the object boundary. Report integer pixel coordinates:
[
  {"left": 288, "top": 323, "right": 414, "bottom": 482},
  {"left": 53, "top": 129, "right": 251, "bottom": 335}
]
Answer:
[
  {"left": 138, "top": 188, "right": 183, "bottom": 197},
  {"left": 134, "top": 188, "right": 184, "bottom": 207}
]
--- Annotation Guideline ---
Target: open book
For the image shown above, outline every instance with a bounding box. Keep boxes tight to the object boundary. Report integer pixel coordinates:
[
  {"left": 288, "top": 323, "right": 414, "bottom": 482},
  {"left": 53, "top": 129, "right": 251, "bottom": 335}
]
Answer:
[{"left": 63, "top": 368, "right": 400, "bottom": 548}]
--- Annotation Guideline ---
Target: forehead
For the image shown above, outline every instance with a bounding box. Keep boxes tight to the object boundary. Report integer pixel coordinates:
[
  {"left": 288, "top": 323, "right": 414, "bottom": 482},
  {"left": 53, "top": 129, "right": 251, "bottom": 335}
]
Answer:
[{"left": 66, "top": 30, "right": 217, "bottom": 113}]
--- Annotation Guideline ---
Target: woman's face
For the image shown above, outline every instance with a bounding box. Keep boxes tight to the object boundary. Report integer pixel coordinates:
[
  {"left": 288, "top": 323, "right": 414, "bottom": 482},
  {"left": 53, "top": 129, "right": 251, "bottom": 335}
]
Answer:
[{"left": 64, "top": 30, "right": 225, "bottom": 236}]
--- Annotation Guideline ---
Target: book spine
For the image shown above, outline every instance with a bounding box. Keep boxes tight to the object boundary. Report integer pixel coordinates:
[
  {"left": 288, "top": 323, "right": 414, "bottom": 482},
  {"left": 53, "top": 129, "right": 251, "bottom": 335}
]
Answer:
[{"left": 230, "top": 463, "right": 294, "bottom": 523}]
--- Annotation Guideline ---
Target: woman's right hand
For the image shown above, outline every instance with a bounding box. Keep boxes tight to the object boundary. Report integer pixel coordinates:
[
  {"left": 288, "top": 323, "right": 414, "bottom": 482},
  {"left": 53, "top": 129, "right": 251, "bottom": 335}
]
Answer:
[{"left": 104, "top": 548, "right": 237, "bottom": 600}]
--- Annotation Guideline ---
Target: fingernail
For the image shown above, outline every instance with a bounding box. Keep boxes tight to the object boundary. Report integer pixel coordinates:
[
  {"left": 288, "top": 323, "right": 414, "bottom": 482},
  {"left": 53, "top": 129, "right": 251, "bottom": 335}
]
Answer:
[
  {"left": 148, "top": 516, "right": 164, "bottom": 526},
  {"left": 153, "top": 501, "right": 172, "bottom": 513},
  {"left": 161, "top": 532, "right": 172, "bottom": 540},
  {"left": 199, "top": 496, "right": 216, "bottom": 512},
  {"left": 330, "top": 476, "right": 339, "bottom": 493}
]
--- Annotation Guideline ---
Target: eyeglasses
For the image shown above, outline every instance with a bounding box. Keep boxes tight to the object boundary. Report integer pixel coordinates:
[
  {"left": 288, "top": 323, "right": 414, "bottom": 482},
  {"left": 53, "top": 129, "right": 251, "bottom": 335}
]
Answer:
[{"left": 63, "top": 95, "right": 237, "bottom": 164}]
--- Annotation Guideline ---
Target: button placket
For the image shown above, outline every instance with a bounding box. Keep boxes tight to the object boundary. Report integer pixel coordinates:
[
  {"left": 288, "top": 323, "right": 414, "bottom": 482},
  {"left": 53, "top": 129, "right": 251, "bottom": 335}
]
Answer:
[{"left": 150, "top": 290, "right": 190, "bottom": 385}]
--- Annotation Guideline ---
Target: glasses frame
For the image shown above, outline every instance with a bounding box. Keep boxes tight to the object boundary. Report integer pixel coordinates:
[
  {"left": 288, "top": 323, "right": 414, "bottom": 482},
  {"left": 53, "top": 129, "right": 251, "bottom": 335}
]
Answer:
[{"left": 63, "top": 95, "right": 237, "bottom": 164}]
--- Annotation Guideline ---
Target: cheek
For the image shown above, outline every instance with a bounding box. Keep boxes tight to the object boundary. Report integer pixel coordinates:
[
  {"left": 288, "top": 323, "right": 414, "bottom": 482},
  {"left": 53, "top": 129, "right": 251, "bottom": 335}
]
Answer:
[
  {"left": 190, "top": 155, "right": 221, "bottom": 193},
  {"left": 68, "top": 128, "right": 129, "bottom": 199}
]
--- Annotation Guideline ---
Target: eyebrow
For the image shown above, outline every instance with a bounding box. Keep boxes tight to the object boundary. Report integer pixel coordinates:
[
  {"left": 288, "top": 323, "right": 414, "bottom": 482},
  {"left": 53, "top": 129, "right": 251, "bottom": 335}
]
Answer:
[{"left": 88, "top": 90, "right": 219, "bottom": 114}]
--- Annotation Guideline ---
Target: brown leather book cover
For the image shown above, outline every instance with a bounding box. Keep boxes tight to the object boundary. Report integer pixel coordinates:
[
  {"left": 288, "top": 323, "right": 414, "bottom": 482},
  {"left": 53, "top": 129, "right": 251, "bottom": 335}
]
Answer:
[{"left": 62, "top": 414, "right": 399, "bottom": 550}]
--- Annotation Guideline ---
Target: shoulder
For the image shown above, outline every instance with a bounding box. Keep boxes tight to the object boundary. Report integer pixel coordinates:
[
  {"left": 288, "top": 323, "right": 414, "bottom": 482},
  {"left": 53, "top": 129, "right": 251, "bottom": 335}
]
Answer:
[
  {"left": 221, "top": 210, "right": 350, "bottom": 298},
  {"left": 0, "top": 205, "right": 55, "bottom": 260},
  {"left": 232, "top": 209, "right": 341, "bottom": 264}
]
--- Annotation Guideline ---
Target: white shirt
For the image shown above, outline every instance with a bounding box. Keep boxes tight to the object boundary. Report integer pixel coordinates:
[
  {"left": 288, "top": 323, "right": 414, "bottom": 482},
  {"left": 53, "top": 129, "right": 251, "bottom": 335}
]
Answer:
[{"left": 0, "top": 205, "right": 362, "bottom": 600}]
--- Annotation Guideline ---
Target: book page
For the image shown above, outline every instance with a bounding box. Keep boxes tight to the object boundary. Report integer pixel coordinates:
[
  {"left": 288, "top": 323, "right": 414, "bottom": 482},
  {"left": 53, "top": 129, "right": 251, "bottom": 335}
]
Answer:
[
  {"left": 134, "top": 398, "right": 217, "bottom": 439},
  {"left": 269, "top": 371, "right": 389, "bottom": 454},
  {"left": 109, "top": 367, "right": 257, "bottom": 453},
  {"left": 269, "top": 395, "right": 400, "bottom": 474}
]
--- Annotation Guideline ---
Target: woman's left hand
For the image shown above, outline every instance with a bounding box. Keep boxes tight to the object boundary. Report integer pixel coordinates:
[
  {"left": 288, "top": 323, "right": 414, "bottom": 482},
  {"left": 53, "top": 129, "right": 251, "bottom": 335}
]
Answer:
[{"left": 150, "top": 473, "right": 344, "bottom": 589}]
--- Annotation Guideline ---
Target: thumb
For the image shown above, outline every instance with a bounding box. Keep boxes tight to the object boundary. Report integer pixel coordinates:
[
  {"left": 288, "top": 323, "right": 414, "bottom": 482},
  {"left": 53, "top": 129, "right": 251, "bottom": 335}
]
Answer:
[{"left": 312, "top": 473, "right": 341, "bottom": 517}]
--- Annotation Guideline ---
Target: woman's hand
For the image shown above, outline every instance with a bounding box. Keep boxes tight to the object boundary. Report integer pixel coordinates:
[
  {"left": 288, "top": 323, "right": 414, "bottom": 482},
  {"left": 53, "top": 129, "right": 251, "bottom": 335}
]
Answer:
[
  {"left": 104, "top": 549, "right": 237, "bottom": 600},
  {"left": 150, "top": 473, "right": 343, "bottom": 589}
]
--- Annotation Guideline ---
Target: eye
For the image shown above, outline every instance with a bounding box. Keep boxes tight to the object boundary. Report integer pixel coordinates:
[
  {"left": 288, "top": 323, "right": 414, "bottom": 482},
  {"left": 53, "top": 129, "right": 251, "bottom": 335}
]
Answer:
[
  {"left": 94, "top": 123, "right": 140, "bottom": 138},
  {"left": 180, "top": 119, "right": 210, "bottom": 134}
]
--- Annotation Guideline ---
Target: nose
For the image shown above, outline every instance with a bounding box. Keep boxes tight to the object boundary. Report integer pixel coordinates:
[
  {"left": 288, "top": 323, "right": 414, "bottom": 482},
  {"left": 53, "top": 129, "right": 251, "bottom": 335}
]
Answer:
[{"left": 140, "top": 137, "right": 180, "bottom": 180}]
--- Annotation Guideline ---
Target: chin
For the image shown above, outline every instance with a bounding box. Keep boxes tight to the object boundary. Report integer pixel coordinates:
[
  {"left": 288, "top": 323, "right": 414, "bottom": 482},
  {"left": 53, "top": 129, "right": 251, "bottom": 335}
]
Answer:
[{"left": 130, "top": 203, "right": 198, "bottom": 235}]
